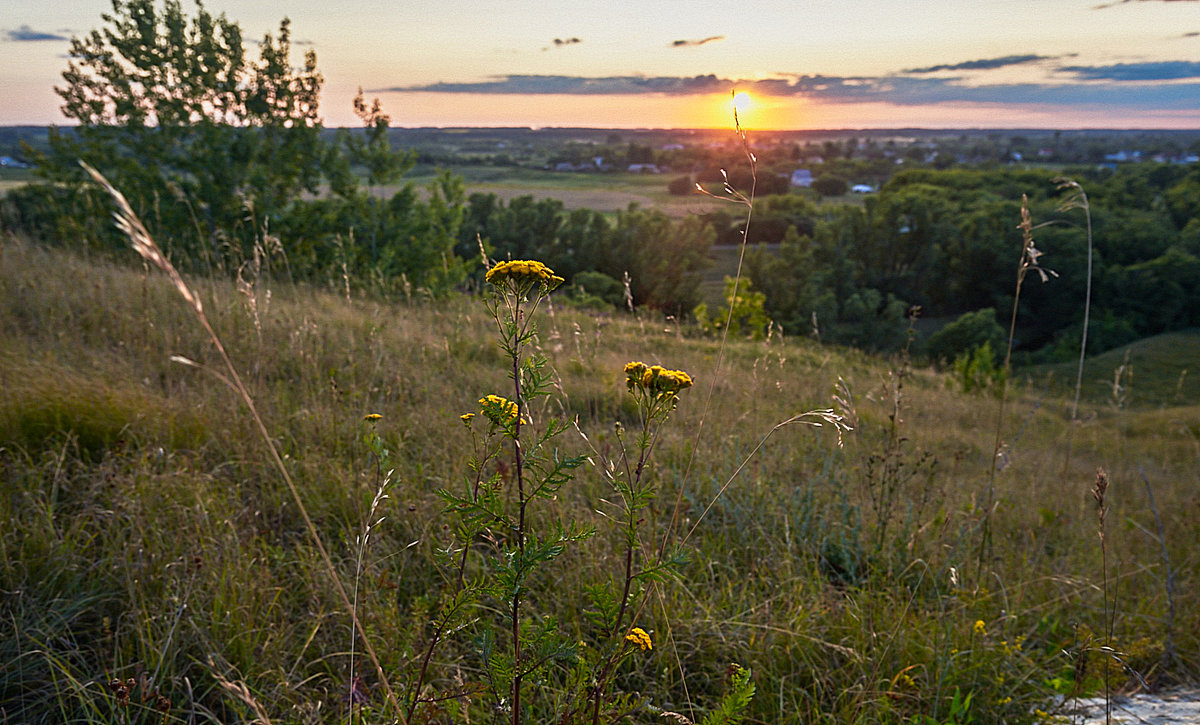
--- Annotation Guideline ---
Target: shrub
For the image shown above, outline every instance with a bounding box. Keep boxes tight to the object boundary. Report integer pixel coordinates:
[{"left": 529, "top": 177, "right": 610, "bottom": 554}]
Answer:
[{"left": 926, "top": 308, "right": 1006, "bottom": 367}]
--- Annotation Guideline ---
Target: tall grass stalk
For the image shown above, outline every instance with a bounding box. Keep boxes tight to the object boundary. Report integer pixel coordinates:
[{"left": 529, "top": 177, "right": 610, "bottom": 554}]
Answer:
[
  {"left": 667, "top": 92, "right": 758, "bottom": 556},
  {"left": 1057, "top": 178, "right": 1093, "bottom": 474},
  {"left": 1091, "top": 469, "right": 1113, "bottom": 724},
  {"left": 81, "top": 162, "right": 401, "bottom": 713},
  {"left": 1138, "top": 466, "right": 1178, "bottom": 677},
  {"left": 978, "top": 195, "right": 1055, "bottom": 582},
  {"left": 349, "top": 418, "right": 393, "bottom": 722}
]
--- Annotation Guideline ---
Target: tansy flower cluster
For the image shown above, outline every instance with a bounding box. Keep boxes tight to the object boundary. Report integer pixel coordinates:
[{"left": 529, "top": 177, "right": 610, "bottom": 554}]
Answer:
[
  {"left": 625, "top": 627, "right": 653, "bottom": 651},
  {"left": 624, "top": 361, "right": 694, "bottom": 397},
  {"left": 485, "top": 260, "right": 564, "bottom": 293},
  {"left": 479, "top": 394, "right": 520, "bottom": 426}
]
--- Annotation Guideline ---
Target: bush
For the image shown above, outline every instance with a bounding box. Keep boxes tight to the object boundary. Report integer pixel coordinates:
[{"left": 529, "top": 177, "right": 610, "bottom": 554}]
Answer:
[
  {"left": 926, "top": 308, "right": 1006, "bottom": 367},
  {"left": 571, "top": 270, "right": 626, "bottom": 307},
  {"left": 812, "top": 174, "right": 849, "bottom": 197},
  {"left": 668, "top": 174, "right": 694, "bottom": 196}
]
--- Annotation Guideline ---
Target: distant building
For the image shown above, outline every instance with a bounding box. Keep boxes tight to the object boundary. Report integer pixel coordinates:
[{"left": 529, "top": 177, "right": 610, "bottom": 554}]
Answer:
[{"left": 790, "top": 169, "right": 813, "bottom": 187}]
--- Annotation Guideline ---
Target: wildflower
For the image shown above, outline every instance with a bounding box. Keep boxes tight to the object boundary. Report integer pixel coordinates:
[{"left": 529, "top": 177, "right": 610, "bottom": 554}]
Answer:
[
  {"left": 485, "top": 259, "right": 564, "bottom": 293},
  {"left": 363, "top": 413, "right": 383, "bottom": 422},
  {"left": 479, "top": 394, "right": 519, "bottom": 426},
  {"left": 973, "top": 619, "right": 987, "bottom": 636},
  {"left": 460, "top": 412, "right": 475, "bottom": 427},
  {"left": 624, "top": 361, "right": 647, "bottom": 390},
  {"left": 625, "top": 627, "right": 652, "bottom": 651},
  {"left": 624, "top": 361, "right": 693, "bottom": 397}
]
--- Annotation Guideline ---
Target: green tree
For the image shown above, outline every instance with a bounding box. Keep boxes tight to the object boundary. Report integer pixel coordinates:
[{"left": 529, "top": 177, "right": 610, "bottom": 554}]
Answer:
[
  {"left": 603, "top": 205, "right": 714, "bottom": 314},
  {"left": 40, "top": 0, "right": 327, "bottom": 265},
  {"left": 326, "top": 89, "right": 416, "bottom": 263}
]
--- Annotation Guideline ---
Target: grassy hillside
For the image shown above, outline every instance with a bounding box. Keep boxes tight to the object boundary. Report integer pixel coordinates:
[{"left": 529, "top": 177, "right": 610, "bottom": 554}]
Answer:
[
  {"left": 1, "top": 237, "right": 1197, "bottom": 724},
  {"left": 1026, "top": 330, "right": 1200, "bottom": 408}
]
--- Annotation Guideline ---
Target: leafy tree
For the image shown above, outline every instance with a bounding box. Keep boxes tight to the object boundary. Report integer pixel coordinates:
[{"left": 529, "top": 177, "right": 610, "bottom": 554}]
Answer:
[
  {"left": 326, "top": 88, "right": 416, "bottom": 262},
  {"left": 812, "top": 174, "right": 848, "bottom": 197},
  {"left": 603, "top": 205, "right": 713, "bottom": 313},
  {"left": 39, "top": 0, "right": 327, "bottom": 265}
]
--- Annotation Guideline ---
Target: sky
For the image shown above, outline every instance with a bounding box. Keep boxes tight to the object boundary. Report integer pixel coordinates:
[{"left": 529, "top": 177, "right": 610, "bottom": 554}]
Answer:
[{"left": 3, "top": 0, "right": 1199, "bottom": 130}]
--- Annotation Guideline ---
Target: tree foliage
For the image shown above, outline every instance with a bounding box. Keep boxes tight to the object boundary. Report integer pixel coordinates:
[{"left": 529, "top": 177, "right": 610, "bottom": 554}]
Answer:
[
  {"left": 40, "top": 0, "right": 326, "bottom": 264},
  {"left": 744, "top": 165, "right": 1200, "bottom": 357}
]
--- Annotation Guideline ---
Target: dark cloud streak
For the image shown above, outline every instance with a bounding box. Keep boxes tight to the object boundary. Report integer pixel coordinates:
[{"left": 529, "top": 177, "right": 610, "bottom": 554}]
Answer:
[
  {"left": 671, "top": 36, "right": 724, "bottom": 47},
  {"left": 543, "top": 37, "right": 582, "bottom": 51},
  {"left": 905, "top": 54, "right": 1053, "bottom": 73},
  {"left": 1060, "top": 60, "right": 1200, "bottom": 80},
  {"left": 5, "top": 25, "right": 68, "bottom": 42}
]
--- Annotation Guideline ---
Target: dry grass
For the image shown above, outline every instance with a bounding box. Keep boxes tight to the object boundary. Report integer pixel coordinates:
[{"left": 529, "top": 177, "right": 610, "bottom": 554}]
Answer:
[{"left": 2, "top": 230, "right": 1197, "bottom": 723}]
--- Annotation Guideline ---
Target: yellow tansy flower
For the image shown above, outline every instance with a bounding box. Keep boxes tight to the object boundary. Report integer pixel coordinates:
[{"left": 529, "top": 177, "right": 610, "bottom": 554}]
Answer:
[
  {"left": 363, "top": 413, "right": 383, "bottom": 422},
  {"left": 479, "top": 394, "right": 519, "bottom": 426},
  {"left": 623, "top": 361, "right": 693, "bottom": 397},
  {"left": 484, "top": 259, "right": 564, "bottom": 292},
  {"left": 625, "top": 627, "right": 652, "bottom": 651},
  {"left": 973, "top": 620, "right": 987, "bottom": 636}
]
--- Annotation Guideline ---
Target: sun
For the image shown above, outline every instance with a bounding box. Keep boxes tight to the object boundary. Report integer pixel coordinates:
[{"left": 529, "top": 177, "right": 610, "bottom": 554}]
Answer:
[{"left": 731, "top": 91, "right": 753, "bottom": 115}]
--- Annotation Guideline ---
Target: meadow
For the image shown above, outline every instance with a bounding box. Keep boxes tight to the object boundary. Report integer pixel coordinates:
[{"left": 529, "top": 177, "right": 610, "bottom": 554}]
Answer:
[{"left": 2, "top": 228, "right": 1197, "bottom": 724}]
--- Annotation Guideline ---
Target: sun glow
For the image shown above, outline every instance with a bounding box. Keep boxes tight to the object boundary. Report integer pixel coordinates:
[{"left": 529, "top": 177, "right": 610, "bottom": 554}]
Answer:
[{"left": 731, "top": 91, "right": 753, "bottom": 116}]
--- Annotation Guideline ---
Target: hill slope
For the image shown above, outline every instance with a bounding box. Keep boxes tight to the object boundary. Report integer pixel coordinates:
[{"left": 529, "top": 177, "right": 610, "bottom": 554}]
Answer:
[{"left": 2, "top": 238, "right": 1197, "bottom": 723}]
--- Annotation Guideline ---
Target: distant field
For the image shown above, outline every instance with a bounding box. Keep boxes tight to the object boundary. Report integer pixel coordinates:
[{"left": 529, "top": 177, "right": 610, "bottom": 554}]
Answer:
[
  {"left": 404, "top": 165, "right": 724, "bottom": 217},
  {"left": 0, "top": 167, "right": 36, "bottom": 192},
  {"left": 1, "top": 163, "right": 735, "bottom": 218}
]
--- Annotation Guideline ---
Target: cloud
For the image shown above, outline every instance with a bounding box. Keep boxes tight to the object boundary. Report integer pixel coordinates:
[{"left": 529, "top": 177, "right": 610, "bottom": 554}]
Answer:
[
  {"left": 905, "top": 54, "right": 1054, "bottom": 73},
  {"left": 543, "top": 37, "right": 582, "bottom": 51},
  {"left": 1059, "top": 60, "right": 1200, "bottom": 80},
  {"left": 386, "top": 74, "right": 732, "bottom": 95},
  {"left": 671, "top": 36, "right": 724, "bottom": 47},
  {"left": 5, "top": 25, "right": 68, "bottom": 42},
  {"left": 383, "top": 70, "right": 1200, "bottom": 110}
]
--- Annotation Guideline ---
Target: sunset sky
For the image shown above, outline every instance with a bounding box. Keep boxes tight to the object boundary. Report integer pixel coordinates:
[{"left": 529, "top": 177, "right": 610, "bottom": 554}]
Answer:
[{"left": 3, "top": 0, "right": 1199, "bottom": 129}]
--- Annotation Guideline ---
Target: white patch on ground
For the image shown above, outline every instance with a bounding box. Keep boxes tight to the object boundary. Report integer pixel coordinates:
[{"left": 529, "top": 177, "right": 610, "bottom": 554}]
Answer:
[{"left": 1063, "top": 689, "right": 1200, "bottom": 724}]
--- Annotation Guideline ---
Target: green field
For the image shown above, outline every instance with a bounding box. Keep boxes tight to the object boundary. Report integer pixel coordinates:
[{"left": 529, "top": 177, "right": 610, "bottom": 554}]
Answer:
[
  {"left": 402, "top": 166, "right": 725, "bottom": 217},
  {"left": 3, "top": 236, "right": 1196, "bottom": 723}
]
